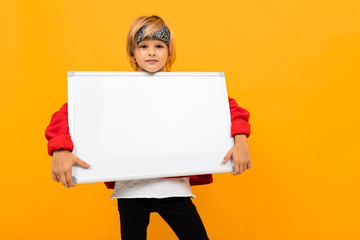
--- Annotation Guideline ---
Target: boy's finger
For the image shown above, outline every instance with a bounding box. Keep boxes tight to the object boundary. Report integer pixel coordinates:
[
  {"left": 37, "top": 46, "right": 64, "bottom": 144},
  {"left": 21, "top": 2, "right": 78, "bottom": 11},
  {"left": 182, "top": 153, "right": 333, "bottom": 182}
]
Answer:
[
  {"left": 222, "top": 151, "right": 232, "bottom": 163},
  {"left": 247, "top": 161, "right": 251, "bottom": 169},
  {"left": 75, "top": 159, "right": 91, "bottom": 168},
  {"left": 240, "top": 164, "right": 245, "bottom": 173},
  {"left": 59, "top": 174, "right": 69, "bottom": 188},
  {"left": 52, "top": 172, "right": 60, "bottom": 182},
  {"left": 233, "top": 163, "right": 240, "bottom": 175},
  {"left": 65, "top": 172, "right": 76, "bottom": 187}
]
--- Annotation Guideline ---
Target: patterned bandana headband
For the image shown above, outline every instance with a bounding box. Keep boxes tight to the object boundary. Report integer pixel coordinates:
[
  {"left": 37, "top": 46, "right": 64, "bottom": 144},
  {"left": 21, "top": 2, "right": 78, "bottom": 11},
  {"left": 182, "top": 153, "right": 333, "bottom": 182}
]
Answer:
[{"left": 136, "top": 24, "right": 170, "bottom": 47}]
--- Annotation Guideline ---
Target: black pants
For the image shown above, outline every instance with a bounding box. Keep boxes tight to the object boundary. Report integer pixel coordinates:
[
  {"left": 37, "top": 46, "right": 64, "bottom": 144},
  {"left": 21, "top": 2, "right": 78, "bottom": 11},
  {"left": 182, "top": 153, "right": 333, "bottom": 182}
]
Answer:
[{"left": 117, "top": 197, "right": 209, "bottom": 240}]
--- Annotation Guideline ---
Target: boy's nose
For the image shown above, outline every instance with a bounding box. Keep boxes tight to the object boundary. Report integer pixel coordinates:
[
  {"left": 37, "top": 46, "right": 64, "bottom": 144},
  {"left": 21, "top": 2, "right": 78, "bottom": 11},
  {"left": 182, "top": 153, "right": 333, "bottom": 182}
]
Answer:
[{"left": 148, "top": 47, "right": 155, "bottom": 56}]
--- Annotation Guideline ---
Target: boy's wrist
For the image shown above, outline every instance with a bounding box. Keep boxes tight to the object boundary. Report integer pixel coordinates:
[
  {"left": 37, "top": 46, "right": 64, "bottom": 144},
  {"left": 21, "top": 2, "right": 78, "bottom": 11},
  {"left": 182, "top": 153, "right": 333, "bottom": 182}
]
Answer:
[
  {"left": 234, "top": 134, "right": 247, "bottom": 145},
  {"left": 53, "top": 149, "right": 71, "bottom": 155}
]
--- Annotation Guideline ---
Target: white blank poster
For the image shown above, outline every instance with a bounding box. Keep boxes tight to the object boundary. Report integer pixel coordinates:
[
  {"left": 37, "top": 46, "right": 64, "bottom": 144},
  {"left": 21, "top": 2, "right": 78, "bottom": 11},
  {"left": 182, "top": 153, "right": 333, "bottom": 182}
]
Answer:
[{"left": 68, "top": 71, "right": 234, "bottom": 184}]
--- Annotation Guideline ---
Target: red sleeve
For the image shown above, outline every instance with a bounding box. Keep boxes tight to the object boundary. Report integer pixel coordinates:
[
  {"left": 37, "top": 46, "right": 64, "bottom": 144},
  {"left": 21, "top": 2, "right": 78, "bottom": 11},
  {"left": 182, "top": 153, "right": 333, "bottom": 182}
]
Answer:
[
  {"left": 228, "top": 97, "right": 251, "bottom": 138},
  {"left": 44, "top": 103, "right": 74, "bottom": 156}
]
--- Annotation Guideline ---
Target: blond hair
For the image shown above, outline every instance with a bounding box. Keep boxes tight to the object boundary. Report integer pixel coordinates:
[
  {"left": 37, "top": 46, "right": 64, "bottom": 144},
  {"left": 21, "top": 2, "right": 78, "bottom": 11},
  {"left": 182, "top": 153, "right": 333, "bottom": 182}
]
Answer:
[{"left": 126, "top": 15, "right": 176, "bottom": 71}]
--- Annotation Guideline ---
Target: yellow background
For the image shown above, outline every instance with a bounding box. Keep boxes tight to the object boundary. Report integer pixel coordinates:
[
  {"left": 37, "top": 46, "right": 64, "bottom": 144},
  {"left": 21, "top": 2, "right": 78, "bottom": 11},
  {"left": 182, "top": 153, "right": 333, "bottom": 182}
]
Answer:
[{"left": 1, "top": 0, "right": 359, "bottom": 239}]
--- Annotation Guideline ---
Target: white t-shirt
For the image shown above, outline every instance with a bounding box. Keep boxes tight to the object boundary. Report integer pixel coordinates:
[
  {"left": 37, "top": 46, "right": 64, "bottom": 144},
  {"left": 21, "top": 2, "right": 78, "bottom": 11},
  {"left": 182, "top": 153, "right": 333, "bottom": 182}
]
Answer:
[{"left": 110, "top": 177, "right": 195, "bottom": 199}]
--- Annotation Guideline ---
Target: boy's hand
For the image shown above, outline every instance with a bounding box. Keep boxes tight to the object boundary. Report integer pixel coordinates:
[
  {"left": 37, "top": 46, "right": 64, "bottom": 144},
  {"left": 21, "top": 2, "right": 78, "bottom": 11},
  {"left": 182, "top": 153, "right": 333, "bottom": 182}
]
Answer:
[
  {"left": 51, "top": 149, "right": 90, "bottom": 188},
  {"left": 222, "top": 134, "right": 251, "bottom": 175}
]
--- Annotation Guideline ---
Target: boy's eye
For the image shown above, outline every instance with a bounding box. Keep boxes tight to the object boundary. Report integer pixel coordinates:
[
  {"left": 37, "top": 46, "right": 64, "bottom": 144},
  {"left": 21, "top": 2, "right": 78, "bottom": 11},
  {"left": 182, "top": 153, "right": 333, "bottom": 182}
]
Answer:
[{"left": 156, "top": 45, "right": 164, "bottom": 48}]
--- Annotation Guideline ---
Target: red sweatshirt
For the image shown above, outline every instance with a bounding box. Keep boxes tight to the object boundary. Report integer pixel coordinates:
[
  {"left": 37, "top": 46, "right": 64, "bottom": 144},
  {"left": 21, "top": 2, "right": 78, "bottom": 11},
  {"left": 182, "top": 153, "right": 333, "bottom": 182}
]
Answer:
[{"left": 45, "top": 97, "right": 250, "bottom": 188}]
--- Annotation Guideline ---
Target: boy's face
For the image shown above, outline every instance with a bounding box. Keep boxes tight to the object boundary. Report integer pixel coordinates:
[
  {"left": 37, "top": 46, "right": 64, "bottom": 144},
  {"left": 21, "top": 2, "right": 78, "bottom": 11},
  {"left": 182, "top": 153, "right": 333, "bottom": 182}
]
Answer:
[{"left": 133, "top": 39, "right": 169, "bottom": 73}]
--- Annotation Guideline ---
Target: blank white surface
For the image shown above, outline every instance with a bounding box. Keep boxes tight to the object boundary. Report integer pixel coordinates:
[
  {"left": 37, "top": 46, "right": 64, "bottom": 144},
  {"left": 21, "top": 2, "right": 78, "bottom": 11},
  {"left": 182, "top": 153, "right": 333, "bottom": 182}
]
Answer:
[{"left": 68, "top": 71, "right": 234, "bottom": 183}]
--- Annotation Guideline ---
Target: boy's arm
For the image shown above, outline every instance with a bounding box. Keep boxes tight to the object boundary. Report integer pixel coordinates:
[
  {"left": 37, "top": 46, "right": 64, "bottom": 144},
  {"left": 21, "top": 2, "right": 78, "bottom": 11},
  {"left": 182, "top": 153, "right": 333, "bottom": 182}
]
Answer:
[
  {"left": 228, "top": 97, "right": 251, "bottom": 138},
  {"left": 45, "top": 103, "right": 74, "bottom": 156},
  {"left": 223, "top": 97, "right": 251, "bottom": 175},
  {"left": 45, "top": 103, "right": 90, "bottom": 188}
]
